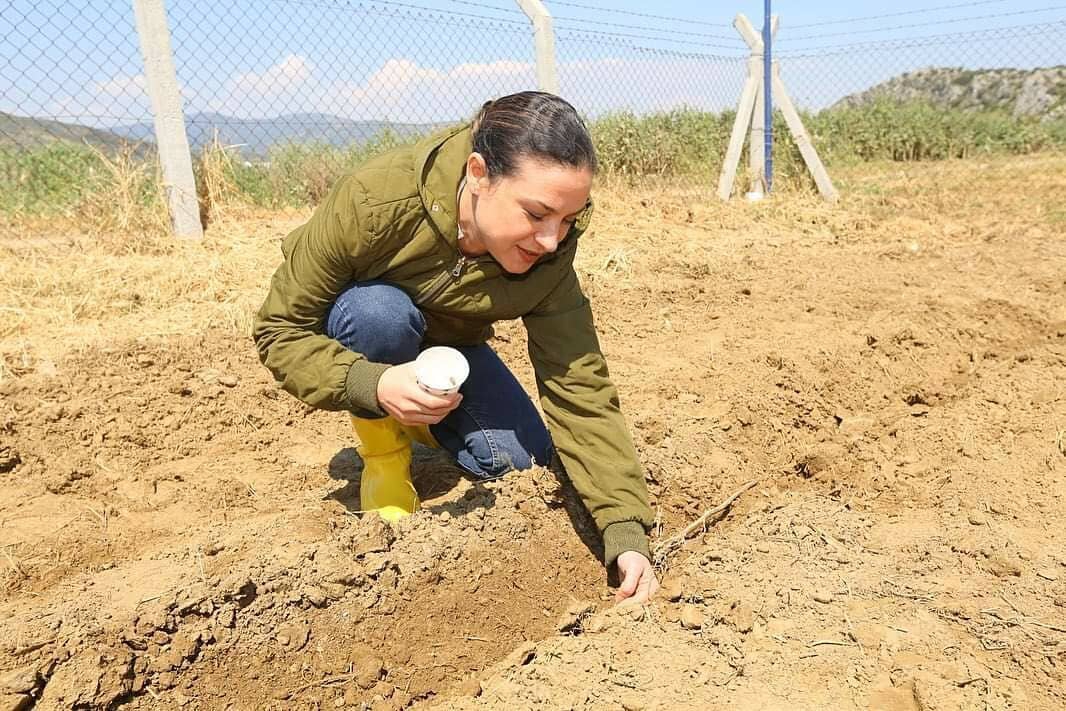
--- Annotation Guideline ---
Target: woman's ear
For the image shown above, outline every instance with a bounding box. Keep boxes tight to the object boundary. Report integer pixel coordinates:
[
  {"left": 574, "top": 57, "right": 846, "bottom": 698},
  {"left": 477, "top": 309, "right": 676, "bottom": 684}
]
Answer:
[{"left": 466, "top": 152, "right": 490, "bottom": 195}]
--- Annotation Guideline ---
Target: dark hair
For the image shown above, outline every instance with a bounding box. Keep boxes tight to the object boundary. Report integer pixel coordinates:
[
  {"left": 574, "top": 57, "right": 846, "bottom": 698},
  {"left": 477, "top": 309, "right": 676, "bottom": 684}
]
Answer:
[{"left": 471, "top": 91, "right": 597, "bottom": 178}]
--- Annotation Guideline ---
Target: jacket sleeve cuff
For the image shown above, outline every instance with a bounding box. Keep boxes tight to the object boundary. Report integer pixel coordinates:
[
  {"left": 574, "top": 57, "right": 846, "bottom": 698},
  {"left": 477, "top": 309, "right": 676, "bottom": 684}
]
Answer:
[
  {"left": 602, "top": 520, "right": 651, "bottom": 568},
  {"left": 344, "top": 361, "right": 391, "bottom": 416}
]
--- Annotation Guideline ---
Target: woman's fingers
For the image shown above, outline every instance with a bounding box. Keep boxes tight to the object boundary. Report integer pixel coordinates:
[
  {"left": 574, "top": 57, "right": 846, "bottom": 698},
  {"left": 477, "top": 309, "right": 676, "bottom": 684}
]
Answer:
[
  {"left": 385, "top": 395, "right": 463, "bottom": 425},
  {"left": 377, "top": 364, "right": 463, "bottom": 426},
  {"left": 410, "top": 389, "right": 462, "bottom": 411}
]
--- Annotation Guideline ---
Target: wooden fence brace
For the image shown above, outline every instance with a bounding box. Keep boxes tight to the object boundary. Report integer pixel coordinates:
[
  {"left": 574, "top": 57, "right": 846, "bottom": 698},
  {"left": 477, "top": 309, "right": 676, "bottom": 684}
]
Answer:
[
  {"left": 771, "top": 61, "right": 838, "bottom": 201},
  {"left": 717, "top": 55, "right": 761, "bottom": 201}
]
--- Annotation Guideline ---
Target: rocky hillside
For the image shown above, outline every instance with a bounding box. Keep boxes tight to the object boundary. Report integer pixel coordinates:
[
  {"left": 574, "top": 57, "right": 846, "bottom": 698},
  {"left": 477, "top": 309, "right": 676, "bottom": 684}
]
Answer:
[
  {"left": 835, "top": 66, "right": 1066, "bottom": 119},
  {"left": 0, "top": 111, "right": 145, "bottom": 153}
]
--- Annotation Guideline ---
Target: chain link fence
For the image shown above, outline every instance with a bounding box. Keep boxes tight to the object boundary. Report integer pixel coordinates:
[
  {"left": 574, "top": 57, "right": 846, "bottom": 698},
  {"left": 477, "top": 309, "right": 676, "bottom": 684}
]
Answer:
[{"left": 2, "top": 0, "right": 1064, "bottom": 215}]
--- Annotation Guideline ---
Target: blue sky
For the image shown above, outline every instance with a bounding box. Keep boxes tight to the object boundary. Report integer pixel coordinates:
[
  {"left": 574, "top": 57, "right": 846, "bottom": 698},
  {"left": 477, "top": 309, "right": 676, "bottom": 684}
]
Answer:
[{"left": 2, "top": 0, "right": 1064, "bottom": 127}]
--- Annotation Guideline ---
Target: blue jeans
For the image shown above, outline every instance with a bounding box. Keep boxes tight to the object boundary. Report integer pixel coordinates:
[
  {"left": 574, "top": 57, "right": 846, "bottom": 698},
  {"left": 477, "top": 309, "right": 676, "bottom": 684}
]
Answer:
[{"left": 325, "top": 280, "right": 554, "bottom": 479}]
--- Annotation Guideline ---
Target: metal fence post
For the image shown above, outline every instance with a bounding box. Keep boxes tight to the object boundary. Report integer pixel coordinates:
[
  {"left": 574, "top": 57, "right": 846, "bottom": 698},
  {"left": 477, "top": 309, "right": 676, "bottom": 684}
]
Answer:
[
  {"left": 749, "top": 16, "right": 778, "bottom": 196},
  {"left": 763, "top": 0, "right": 773, "bottom": 193},
  {"left": 515, "top": 0, "right": 559, "bottom": 94},
  {"left": 132, "top": 0, "right": 202, "bottom": 240}
]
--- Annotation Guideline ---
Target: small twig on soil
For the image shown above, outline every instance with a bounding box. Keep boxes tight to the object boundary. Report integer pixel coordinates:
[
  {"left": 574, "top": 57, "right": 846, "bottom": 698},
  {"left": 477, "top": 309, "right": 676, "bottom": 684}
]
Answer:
[
  {"left": 999, "top": 593, "right": 1023, "bottom": 616},
  {"left": 284, "top": 672, "right": 358, "bottom": 699},
  {"left": 809, "top": 639, "right": 854, "bottom": 648},
  {"left": 462, "top": 636, "right": 491, "bottom": 642},
  {"left": 880, "top": 579, "right": 934, "bottom": 601},
  {"left": 713, "top": 670, "right": 739, "bottom": 687},
  {"left": 2, "top": 547, "right": 29, "bottom": 579},
  {"left": 813, "top": 526, "right": 847, "bottom": 552},
  {"left": 995, "top": 594, "right": 1066, "bottom": 633},
  {"left": 1026, "top": 620, "right": 1066, "bottom": 634},
  {"left": 653, "top": 480, "right": 758, "bottom": 566},
  {"left": 83, "top": 504, "right": 108, "bottom": 530},
  {"left": 956, "top": 677, "right": 987, "bottom": 688},
  {"left": 12, "top": 638, "right": 56, "bottom": 656}
]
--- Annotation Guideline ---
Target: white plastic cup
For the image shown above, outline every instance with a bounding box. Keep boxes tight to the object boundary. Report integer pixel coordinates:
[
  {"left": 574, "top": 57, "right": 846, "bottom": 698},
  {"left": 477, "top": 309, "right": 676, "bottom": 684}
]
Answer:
[{"left": 414, "top": 346, "right": 469, "bottom": 396}]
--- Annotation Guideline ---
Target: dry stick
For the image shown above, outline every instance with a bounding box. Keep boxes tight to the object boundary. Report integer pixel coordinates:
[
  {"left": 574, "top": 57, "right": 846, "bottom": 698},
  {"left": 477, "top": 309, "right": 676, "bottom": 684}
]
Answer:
[
  {"left": 998, "top": 593, "right": 1066, "bottom": 633},
  {"left": 653, "top": 480, "right": 758, "bottom": 565},
  {"left": 285, "top": 672, "right": 358, "bottom": 699},
  {"left": 2, "top": 547, "right": 28, "bottom": 578},
  {"left": 12, "top": 638, "right": 56, "bottom": 656}
]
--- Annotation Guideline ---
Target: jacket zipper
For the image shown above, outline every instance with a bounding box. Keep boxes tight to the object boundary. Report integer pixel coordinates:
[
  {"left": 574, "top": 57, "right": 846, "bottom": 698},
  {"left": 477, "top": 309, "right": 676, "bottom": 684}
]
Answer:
[{"left": 417, "top": 253, "right": 475, "bottom": 304}]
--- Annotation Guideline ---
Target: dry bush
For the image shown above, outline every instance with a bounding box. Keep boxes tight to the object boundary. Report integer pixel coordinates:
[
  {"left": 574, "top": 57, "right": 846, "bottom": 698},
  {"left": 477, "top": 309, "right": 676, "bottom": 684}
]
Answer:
[
  {"left": 74, "top": 144, "right": 172, "bottom": 246},
  {"left": 197, "top": 131, "right": 258, "bottom": 227}
]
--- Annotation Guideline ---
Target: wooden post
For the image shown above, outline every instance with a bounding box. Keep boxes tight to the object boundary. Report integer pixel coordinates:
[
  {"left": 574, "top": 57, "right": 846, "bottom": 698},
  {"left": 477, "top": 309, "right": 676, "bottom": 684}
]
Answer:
[
  {"left": 515, "top": 0, "right": 559, "bottom": 94},
  {"left": 771, "top": 61, "right": 838, "bottom": 201},
  {"left": 132, "top": 0, "right": 202, "bottom": 239}
]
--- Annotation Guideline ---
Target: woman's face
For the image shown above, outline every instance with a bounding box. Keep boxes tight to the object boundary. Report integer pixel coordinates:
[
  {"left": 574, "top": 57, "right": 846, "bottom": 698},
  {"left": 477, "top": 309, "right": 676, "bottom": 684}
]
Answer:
[{"left": 462, "top": 153, "right": 593, "bottom": 274}]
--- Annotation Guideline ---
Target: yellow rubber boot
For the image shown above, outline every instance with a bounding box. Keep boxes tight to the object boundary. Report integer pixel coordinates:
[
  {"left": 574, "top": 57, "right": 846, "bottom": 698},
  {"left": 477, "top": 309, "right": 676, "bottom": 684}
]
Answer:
[
  {"left": 401, "top": 424, "right": 439, "bottom": 449},
  {"left": 350, "top": 416, "right": 420, "bottom": 523}
]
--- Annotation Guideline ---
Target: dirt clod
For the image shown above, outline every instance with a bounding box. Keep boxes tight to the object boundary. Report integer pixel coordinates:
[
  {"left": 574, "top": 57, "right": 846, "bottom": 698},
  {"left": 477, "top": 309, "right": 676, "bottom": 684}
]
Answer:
[
  {"left": 458, "top": 676, "right": 482, "bottom": 697},
  {"left": 556, "top": 598, "right": 595, "bottom": 633},
  {"left": 0, "top": 447, "right": 20, "bottom": 474},
  {"left": 658, "top": 577, "right": 683, "bottom": 602},
  {"left": 277, "top": 622, "right": 310, "bottom": 651},
  {"left": 350, "top": 645, "right": 385, "bottom": 689},
  {"left": 0, "top": 667, "right": 36, "bottom": 695},
  {"left": 680, "top": 605, "right": 704, "bottom": 630},
  {"left": 0, "top": 694, "right": 33, "bottom": 711}
]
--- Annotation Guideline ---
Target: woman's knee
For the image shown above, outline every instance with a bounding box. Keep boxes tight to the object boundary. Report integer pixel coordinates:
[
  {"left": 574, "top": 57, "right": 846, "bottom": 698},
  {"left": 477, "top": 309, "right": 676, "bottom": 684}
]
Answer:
[
  {"left": 326, "top": 281, "right": 425, "bottom": 364},
  {"left": 464, "top": 424, "right": 553, "bottom": 479}
]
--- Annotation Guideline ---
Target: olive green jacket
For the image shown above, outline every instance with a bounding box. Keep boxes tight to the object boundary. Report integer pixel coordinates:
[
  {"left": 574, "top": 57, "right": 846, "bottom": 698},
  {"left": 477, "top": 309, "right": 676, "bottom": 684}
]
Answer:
[{"left": 253, "top": 124, "right": 653, "bottom": 565}]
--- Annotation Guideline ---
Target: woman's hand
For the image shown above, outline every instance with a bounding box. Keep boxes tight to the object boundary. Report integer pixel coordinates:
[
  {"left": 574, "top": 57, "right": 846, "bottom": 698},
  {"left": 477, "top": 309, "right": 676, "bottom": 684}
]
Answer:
[
  {"left": 376, "top": 362, "right": 463, "bottom": 426},
  {"left": 615, "top": 551, "right": 660, "bottom": 605}
]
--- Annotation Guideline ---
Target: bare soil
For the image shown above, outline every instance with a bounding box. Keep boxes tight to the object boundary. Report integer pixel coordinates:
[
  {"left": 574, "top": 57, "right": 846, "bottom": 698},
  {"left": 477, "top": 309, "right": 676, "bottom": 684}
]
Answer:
[{"left": 1, "top": 154, "right": 1065, "bottom": 710}]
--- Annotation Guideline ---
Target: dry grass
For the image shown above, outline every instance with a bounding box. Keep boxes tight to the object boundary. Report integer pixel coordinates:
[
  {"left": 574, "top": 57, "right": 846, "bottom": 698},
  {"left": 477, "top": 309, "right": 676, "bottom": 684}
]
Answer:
[
  {"left": 197, "top": 131, "right": 268, "bottom": 227},
  {"left": 1, "top": 152, "right": 1064, "bottom": 382},
  {"left": 0, "top": 208, "right": 307, "bottom": 379}
]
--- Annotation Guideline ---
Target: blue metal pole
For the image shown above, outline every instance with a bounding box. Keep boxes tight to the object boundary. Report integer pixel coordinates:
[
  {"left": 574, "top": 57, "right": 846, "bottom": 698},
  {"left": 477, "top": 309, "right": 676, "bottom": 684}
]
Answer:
[{"left": 763, "top": 0, "right": 773, "bottom": 192}]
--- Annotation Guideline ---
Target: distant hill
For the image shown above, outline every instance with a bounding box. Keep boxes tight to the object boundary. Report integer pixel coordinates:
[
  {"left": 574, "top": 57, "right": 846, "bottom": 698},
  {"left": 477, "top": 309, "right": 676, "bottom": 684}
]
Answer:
[
  {"left": 111, "top": 112, "right": 447, "bottom": 158},
  {"left": 1, "top": 111, "right": 449, "bottom": 158},
  {"left": 0, "top": 111, "right": 150, "bottom": 153},
  {"left": 834, "top": 66, "right": 1066, "bottom": 119}
]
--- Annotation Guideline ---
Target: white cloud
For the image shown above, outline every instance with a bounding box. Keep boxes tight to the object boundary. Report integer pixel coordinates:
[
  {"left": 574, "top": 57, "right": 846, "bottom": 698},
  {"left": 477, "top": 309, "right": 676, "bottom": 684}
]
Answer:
[
  {"left": 42, "top": 72, "right": 152, "bottom": 127},
  {"left": 231, "top": 54, "right": 313, "bottom": 97},
  {"left": 329, "top": 58, "right": 536, "bottom": 122},
  {"left": 197, "top": 52, "right": 745, "bottom": 122},
  {"left": 94, "top": 74, "right": 148, "bottom": 99}
]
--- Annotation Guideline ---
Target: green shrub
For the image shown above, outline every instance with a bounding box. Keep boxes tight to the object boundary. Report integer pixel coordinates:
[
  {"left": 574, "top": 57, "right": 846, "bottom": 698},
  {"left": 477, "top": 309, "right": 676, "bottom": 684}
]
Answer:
[
  {"left": 807, "top": 99, "right": 1056, "bottom": 162},
  {"left": 0, "top": 142, "right": 106, "bottom": 213},
  {"left": 4, "top": 103, "right": 1064, "bottom": 219}
]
